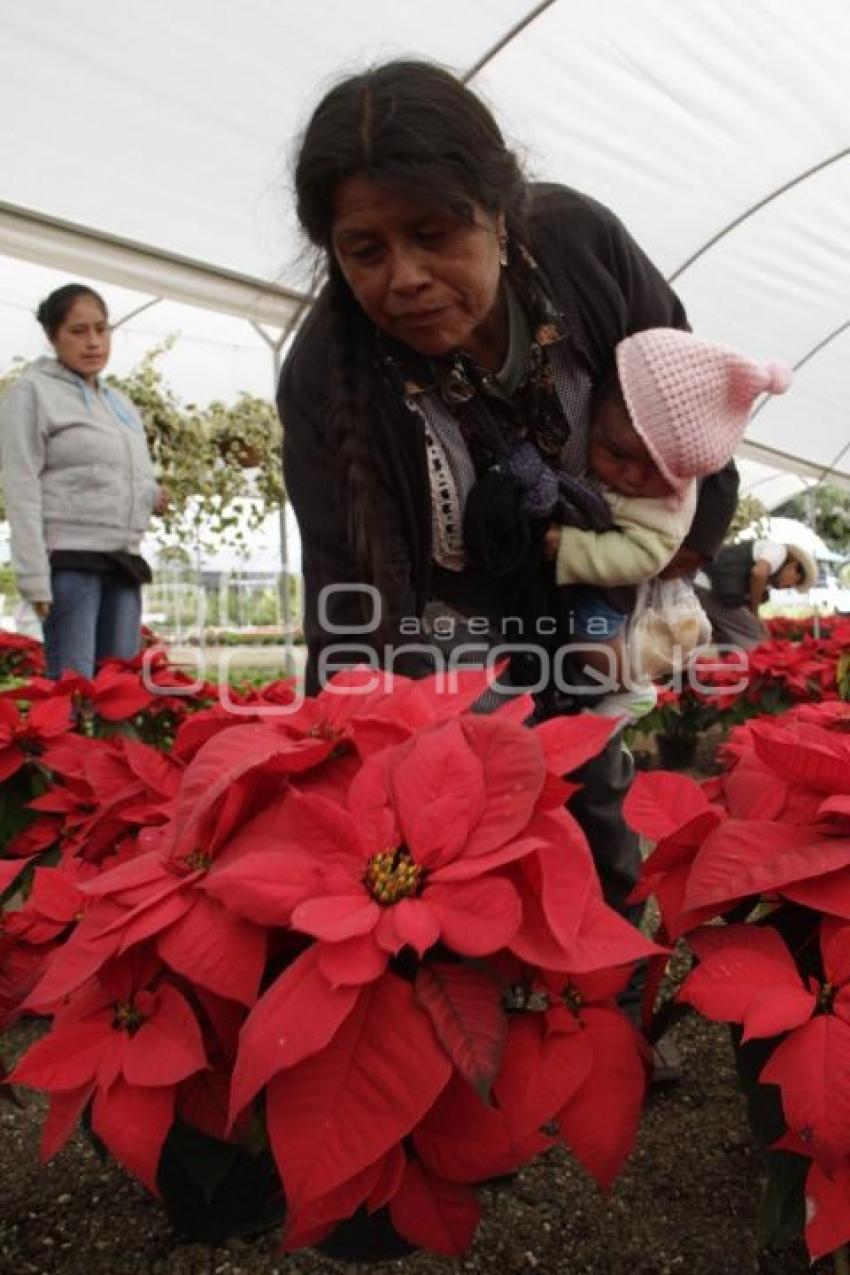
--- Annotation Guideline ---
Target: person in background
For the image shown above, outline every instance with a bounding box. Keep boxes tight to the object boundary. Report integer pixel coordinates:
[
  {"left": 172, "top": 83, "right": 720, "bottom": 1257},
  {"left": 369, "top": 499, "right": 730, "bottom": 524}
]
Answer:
[
  {"left": 694, "top": 538, "right": 817, "bottom": 648},
  {"left": 0, "top": 284, "right": 167, "bottom": 678},
  {"left": 280, "top": 61, "right": 740, "bottom": 1081}
]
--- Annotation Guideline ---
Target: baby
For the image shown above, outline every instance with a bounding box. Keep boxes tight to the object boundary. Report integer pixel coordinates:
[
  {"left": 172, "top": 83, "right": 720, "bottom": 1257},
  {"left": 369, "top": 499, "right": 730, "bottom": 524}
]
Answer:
[{"left": 542, "top": 328, "right": 792, "bottom": 719}]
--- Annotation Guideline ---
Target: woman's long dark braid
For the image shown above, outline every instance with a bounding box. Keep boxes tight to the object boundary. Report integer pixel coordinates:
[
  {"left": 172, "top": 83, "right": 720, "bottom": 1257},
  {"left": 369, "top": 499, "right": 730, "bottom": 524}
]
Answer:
[
  {"left": 325, "top": 265, "right": 390, "bottom": 629},
  {"left": 502, "top": 209, "right": 546, "bottom": 329}
]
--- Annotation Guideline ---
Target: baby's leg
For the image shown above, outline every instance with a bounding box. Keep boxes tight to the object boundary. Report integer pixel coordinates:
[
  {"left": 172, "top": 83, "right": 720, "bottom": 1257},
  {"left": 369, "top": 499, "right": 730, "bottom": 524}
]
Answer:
[
  {"left": 568, "top": 589, "right": 628, "bottom": 692},
  {"left": 569, "top": 589, "right": 655, "bottom": 723}
]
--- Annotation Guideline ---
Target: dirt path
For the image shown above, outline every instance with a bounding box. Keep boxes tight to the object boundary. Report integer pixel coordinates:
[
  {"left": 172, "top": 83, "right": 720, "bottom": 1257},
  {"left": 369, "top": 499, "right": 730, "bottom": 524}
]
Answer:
[{"left": 0, "top": 1013, "right": 828, "bottom": 1275}]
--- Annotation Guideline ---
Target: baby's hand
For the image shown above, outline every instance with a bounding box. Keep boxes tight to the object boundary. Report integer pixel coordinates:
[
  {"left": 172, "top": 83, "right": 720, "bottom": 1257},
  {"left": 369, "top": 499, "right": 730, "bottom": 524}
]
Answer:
[{"left": 657, "top": 546, "right": 706, "bottom": 579}]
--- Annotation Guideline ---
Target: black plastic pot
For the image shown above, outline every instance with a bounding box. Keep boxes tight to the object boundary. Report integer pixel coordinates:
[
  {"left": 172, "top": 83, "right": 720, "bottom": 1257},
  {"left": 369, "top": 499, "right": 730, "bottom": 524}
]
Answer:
[
  {"left": 157, "top": 1123, "right": 284, "bottom": 1245},
  {"left": 315, "top": 1206, "right": 420, "bottom": 1262},
  {"left": 157, "top": 1123, "right": 420, "bottom": 1261},
  {"left": 656, "top": 732, "right": 697, "bottom": 770}
]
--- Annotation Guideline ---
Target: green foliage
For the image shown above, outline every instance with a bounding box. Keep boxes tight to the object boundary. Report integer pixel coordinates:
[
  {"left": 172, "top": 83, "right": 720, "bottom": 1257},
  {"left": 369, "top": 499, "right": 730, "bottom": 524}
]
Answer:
[
  {"left": 729, "top": 906, "right": 827, "bottom": 1255},
  {"left": 776, "top": 484, "right": 850, "bottom": 554},
  {"left": 736, "top": 1025, "right": 808, "bottom": 1251},
  {"left": 0, "top": 564, "right": 19, "bottom": 604},
  {"left": 107, "top": 344, "right": 285, "bottom": 556},
  {"left": 1, "top": 346, "right": 285, "bottom": 559},
  {"left": 0, "top": 767, "right": 50, "bottom": 858},
  {"left": 726, "top": 494, "right": 770, "bottom": 542},
  {"left": 217, "top": 582, "right": 281, "bottom": 628},
  {"left": 756, "top": 1152, "right": 808, "bottom": 1252},
  {"left": 629, "top": 690, "right": 712, "bottom": 743},
  {"left": 839, "top": 650, "right": 850, "bottom": 701}
]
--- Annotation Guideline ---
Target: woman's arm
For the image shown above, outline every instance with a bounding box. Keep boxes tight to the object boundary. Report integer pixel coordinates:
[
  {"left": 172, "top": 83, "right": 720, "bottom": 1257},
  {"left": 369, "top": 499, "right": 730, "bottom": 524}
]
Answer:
[
  {"left": 749, "top": 558, "right": 773, "bottom": 615},
  {"left": 0, "top": 379, "right": 52, "bottom": 605}
]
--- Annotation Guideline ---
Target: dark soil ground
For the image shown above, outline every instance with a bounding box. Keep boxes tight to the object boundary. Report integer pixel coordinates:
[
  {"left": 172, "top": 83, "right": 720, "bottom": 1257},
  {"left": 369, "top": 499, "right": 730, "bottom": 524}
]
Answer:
[
  {"left": 0, "top": 1011, "right": 831, "bottom": 1275},
  {"left": 0, "top": 744, "right": 834, "bottom": 1274}
]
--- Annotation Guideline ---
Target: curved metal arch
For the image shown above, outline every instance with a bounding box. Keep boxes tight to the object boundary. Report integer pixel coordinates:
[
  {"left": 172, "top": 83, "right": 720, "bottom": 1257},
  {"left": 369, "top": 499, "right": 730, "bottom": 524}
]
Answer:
[
  {"left": 750, "top": 317, "right": 850, "bottom": 423},
  {"left": 463, "top": 0, "right": 559, "bottom": 83},
  {"left": 740, "top": 467, "right": 814, "bottom": 498},
  {"left": 747, "top": 316, "right": 850, "bottom": 490},
  {"left": 667, "top": 148, "right": 850, "bottom": 283}
]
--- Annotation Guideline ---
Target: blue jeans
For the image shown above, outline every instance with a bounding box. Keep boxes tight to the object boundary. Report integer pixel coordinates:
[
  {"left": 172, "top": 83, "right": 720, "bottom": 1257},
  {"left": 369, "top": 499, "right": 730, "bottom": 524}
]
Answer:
[
  {"left": 568, "top": 586, "right": 627, "bottom": 641},
  {"left": 43, "top": 570, "right": 142, "bottom": 679}
]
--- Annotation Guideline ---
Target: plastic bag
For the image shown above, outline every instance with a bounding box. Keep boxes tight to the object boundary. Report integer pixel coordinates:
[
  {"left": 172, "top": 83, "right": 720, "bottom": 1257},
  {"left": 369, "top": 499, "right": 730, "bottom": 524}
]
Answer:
[{"left": 627, "top": 578, "right": 712, "bottom": 681}]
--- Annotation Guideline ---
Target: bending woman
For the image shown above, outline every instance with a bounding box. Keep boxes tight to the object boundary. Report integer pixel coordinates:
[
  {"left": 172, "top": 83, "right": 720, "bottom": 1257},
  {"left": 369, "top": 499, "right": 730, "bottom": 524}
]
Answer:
[
  {"left": 694, "top": 538, "right": 816, "bottom": 648},
  {"left": 280, "top": 60, "right": 737, "bottom": 917},
  {"left": 0, "top": 284, "right": 166, "bottom": 678}
]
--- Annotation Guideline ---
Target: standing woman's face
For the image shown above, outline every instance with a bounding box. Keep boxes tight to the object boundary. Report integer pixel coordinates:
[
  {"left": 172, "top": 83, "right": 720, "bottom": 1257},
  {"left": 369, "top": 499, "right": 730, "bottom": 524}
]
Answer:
[
  {"left": 331, "top": 175, "right": 507, "bottom": 368},
  {"left": 51, "top": 297, "right": 111, "bottom": 384}
]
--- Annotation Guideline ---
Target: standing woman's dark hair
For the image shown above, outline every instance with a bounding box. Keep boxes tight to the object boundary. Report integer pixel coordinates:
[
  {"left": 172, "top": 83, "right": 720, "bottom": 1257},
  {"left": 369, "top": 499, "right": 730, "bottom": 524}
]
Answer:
[
  {"left": 36, "top": 284, "right": 108, "bottom": 340},
  {"left": 293, "top": 61, "right": 529, "bottom": 589}
]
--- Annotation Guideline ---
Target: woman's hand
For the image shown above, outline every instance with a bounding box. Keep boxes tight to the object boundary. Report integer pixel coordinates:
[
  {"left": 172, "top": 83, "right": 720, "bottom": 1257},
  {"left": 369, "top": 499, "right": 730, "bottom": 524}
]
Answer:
[
  {"left": 33, "top": 601, "right": 51, "bottom": 619},
  {"left": 154, "top": 484, "right": 171, "bottom": 515}
]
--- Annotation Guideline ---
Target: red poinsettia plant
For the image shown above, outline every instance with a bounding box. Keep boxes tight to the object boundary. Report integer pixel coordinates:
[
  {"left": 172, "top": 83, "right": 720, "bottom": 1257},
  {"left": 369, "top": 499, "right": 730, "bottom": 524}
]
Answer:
[
  {"left": 0, "top": 630, "right": 45, "bottom": 684},
  {"left": 0, "top": 651, "right": 213, "bottom": 891},
  {"left": 693, "top": 622, "right": 848, "bottom": 724},
  {"left": 625, "top": 698, "right": 850, "bottom": 1262},
  {"left": 763, "top": 615, "right": 849, "bottom": 643},
  {"left": 631, "top": 624, "right": 847, "bottom": 775},
  {"left": 4, "top": 666, "right": 660, "bottom": 1257},
  {"left": 0, "top": 648, "right": 298, "bottom": 1024}
]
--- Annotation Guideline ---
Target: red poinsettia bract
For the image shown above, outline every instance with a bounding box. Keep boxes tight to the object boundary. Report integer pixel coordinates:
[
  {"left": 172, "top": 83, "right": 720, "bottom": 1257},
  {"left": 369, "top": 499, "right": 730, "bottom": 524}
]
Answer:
[
  {"left": 10, "top": 950, "right": 207, "bottom": 1190},
  {"left": 680, "top": 919, "right": 850, "bottom": 1175},
  {"left": 0, "top": 693, "right": 73, "bottom": 782}
]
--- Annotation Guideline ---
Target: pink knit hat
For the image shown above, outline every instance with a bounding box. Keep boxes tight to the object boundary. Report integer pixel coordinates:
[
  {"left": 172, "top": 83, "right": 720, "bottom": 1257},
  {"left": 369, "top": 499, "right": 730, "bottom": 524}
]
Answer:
[{"left": 616, "top": 329, "right": 792, "bottom": 492}]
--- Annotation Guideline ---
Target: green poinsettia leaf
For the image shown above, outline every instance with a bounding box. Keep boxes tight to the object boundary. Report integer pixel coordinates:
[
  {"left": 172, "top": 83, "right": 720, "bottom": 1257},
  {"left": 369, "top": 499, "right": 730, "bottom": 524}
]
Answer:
[{"left": 756, "top": 1149, "right": 807, "bottom": 1251}]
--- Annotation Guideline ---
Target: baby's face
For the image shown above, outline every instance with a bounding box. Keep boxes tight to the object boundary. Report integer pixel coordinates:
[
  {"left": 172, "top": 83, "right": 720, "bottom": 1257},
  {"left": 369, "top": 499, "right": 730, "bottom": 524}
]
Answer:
[{"left": 588, "top": 394, "right": 674, "bottom": 498}]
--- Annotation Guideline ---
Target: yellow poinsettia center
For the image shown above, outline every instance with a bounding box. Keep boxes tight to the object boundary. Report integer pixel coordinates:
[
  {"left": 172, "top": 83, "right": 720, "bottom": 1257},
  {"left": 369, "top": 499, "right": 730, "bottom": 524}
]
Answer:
[
  {"left": 563, "top": 984, "right": 583, "bottom": 1016},
  {"left": 112, "top": 999, "right": 145, "bottom": 1035},
  {"left": 818, "top": 981, "right": 836, "bottom": 1014},
  {"left": 502, "top": 983, "right": 550, "bottom": 1013},
  {"left": 308, "top": 722, "right": 350, "bottom": 760},
  {"left": 309, "top": 722, "right": 341, "bottom": 740},
  {"left": 365, "top": 847, "right": 422, "bottom": 906},
  {"left": 182, "top": 850, "right": 213, "bottom": 873}
]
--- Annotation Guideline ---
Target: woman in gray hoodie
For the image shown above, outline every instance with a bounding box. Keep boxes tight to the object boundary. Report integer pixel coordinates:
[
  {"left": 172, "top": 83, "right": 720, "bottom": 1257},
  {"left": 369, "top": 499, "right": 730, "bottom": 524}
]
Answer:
[{"left": 0, "top": 284, "right": 166, "bottom": 678}]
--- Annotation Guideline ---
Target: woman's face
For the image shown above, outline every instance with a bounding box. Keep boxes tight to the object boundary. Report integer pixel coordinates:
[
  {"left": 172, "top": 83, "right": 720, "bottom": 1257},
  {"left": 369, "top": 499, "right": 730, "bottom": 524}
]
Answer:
[
  {"left": 331, "top": 174, "right": 506, "bottom": 366},
  {"left": 51, "top": 296, "right": 111, "bottom": 383},
  {"left": 774, "top": 559, "right": 805, "bottom": 590}
]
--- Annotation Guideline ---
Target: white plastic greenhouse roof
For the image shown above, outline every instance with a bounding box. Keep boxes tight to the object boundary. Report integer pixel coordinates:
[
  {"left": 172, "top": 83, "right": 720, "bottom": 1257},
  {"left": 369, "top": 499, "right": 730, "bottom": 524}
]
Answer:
[{"left": 1, "top": 0, "right": 848, "bottom": 508}]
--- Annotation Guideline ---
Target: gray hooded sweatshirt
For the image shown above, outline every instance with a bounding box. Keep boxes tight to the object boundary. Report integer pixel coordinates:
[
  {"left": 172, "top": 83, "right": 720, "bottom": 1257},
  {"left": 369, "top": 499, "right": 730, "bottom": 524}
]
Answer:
[{"left": 0, "top": 357, "right": 158, "bottom": 603}]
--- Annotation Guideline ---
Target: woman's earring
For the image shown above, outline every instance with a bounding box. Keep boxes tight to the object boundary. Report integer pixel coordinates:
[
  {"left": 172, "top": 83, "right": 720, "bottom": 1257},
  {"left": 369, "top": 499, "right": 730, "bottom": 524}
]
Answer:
[{"left": 499, "top": 234, "right": 509, "bottom": 268}]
